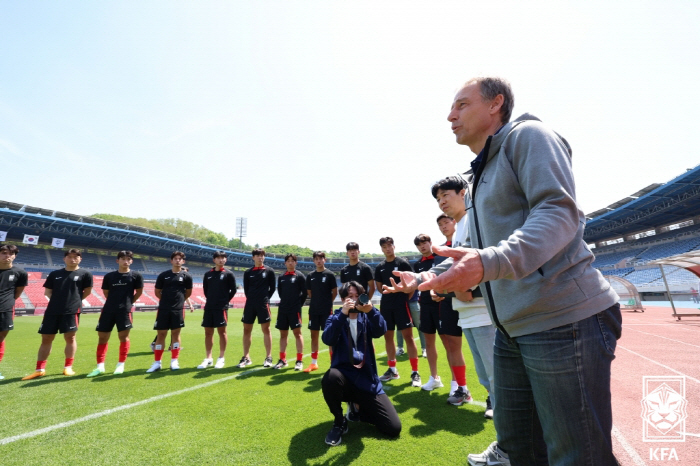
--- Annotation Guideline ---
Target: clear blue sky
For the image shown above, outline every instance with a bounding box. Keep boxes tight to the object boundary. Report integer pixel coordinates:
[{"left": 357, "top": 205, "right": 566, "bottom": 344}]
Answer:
[{"left": 1, "top": 2, "right": 698, "bottom": 254}]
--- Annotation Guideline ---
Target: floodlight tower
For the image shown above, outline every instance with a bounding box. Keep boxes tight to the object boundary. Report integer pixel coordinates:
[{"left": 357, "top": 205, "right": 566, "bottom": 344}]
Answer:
[{"left": 235, "top": 217, "right": 247, "bottom": 249}]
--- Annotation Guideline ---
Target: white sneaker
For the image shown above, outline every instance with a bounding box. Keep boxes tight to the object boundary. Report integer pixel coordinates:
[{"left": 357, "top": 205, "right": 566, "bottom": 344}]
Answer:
[
  {"left": 170, "top": 359, "right": 180, "bottom": 371},
  {"left": 421, "top": 375, "right": 444, "bottom": 391},
  {"left": 197, "top": 358, "right": 213, "bottom": 369},
  {"left": 467, "top": 441, "right": 511, "bottom": 466},
  {"left": 146, "top": 361, "right": 161, "bottom": 373},
  {"left": 214, "top": 357, "right": 225, "bottom": 369},
  {"left": 421, "top": 348, "right": 427, "bottom": 358}
]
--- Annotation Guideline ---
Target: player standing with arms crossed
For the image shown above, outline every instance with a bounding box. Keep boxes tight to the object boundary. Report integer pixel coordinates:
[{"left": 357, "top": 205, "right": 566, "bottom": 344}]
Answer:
[
  {"left": 0, "top": 245, "right": 28, "bottom": 380},
  {"left": 303, "top": 251, "right": 337, "bottom": 372}
]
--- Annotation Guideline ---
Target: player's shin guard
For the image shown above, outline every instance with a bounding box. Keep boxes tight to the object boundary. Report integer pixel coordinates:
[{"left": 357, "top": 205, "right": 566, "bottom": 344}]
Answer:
[
  {"left": 96, "top": 343, "right": 108, "bottom": 364},
  {"left": 119, "top": 341, "right": 130, "bottom": 363},
  {"left": 171, "top": 342, "right": 180, "bottom": 360}
]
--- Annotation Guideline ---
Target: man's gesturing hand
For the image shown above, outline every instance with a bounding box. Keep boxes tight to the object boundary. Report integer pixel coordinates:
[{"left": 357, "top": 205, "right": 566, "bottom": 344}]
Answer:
[
  {"left": 381, "top": 271, "right": 429, "bottom": 294},
  {"left": 417, "top": 245, "right": 484, "bottom": 293}
]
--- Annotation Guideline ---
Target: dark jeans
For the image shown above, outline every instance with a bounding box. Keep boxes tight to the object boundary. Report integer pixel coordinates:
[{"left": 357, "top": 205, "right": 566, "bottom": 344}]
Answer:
[
  {"left": 322, "top": 368, "right": 401, "bottom": 438},
  {"left": 493, "top": 305, "right": 622, "bottom": 466}
]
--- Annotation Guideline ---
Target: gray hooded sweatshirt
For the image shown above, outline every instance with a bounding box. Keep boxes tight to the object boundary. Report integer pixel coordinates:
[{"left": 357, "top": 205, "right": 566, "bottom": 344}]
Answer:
[{"left": 425, "top": 114, "right": 618, "bottom": 338}]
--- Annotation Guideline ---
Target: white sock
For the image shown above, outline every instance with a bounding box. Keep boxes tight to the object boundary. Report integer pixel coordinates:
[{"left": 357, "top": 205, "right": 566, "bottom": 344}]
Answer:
[
  {"left": 96, "top": 363, "right": 105, "bottom": 371},
  {"left": 390, "top": 366, "right": 397, "bottom": 374},
  {"left": 451, "top": 380, "right": 458, "bottom": 392},
  {"left": 311, "top": 358, "right": 317, "bottom": 365},
  {"left": 460, "top": 385, "right": 467, "bottom": 391},
  {"left": 115, "top": 362, "right": 124, "bottom": 367}
]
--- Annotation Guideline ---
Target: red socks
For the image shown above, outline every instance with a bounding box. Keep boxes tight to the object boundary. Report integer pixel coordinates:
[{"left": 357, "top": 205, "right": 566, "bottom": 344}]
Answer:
[
  {"left": 0, "top": 340, "right": 5, "bottom": 362},
  {"left": 296, "top": 353, "right": 303, "bottom": 362},
  {"left": 280, "top": 352, "right": 286, "bottom": 361},
  {"left": 64, "top": 357, "right": 74, "bottom": 368},
  {"left": 410, "top": 357, "right": 419, "bottom": 372},
  {"left": 119, "top": 341, "right": 130, "bottom": 363},
  {"left": 96, "top": 343, "right": 108, "bottom": 364},
  {"left": 311, "top": 352, "right": 318, "bottom": 360},
  {"left": 36, "top": 360, "right": 47, "bottom": 371},
  {"left": 171, "top": 348, "right": 180, "bottom": 360},
  {"left": 388, "top": 359, "right": 396, "bottom": 368},
  {"left": 154, "top": 349, "right": 164, "bottom": 362},
  {"left": 452, "top": 365, "right": 467, "bottom": 387}
]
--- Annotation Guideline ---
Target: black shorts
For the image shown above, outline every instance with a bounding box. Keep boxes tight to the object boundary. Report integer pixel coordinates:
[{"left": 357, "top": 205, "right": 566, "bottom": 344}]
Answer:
[
  {"left": 308, "top": 312, "right": 331, "bottom": 331},
  {"left": 418, "top": 300, "right": 440, "bottom": 334},
  {"left": 96, "top": 310, "right": 133, "bottom": 333},
  {"left": 242, "top": 301, "right": 271, "bottom": 325},
  {"left": 437, "top": 301, "right": 462, "bottom": 337},
  {"left": 276, "top": 311, "right": 302, "bottom": 330},
  {"left": 153, "top": 308, "right": 185, "bottom": 330},
  {"left": 381, "top": 303, "right": 414, "bottom": 332},
  {"left": 0, "top": 311, "right": 14, "bottom": 332},
  {"left": 202, "top": 309, "right": 228, "bottom": 328},
  {"left": 39, "top": 313, "right": 80, "bottom": 334}
]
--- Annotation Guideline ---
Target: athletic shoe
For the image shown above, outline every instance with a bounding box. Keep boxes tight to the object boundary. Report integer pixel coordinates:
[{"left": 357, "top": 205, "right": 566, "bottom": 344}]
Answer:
[
  {"left": 325, "top": 418, "right": 348, "bottom": 447},
  {"left": 237, "top": 356, "right": 252, "bottom": 368},
  {"left": 303, "top": 363, "right": 319, "bottom": 372},
  {"left": 421, "top": 348, "right": 427, "bottom": 358},
  {"left": 484, "top": 395, "right": 493, "bottom": 419},
  {"left": 21, "top": 370, "right": 45, "bottom": 380},
  {"left": 346, "top": 402, "right": 361, "bottom": 422},
  {"left": 146, "top": 362, "right": 162, "bottom": 373},
  {"left": 411, "top": 371, "right": 422, "bottom": 387},
  {"left": 150, "top": 342, "right": 155, "bottom": 352},
  {"left": 197, "top": 358, "right": 214, "bottom": 369},
  {"left": 447, "top": 386, "right": 472, "bottom": 406},
  {"left": 263, "top": 356, "right": 274, "bottom": 368},
  {"left": 86, "top": 367, "right": 105, "bottom": 378},
  {"left": 113, "top": 364, "right": 125, "bottom": 375},
  {"left": 396, "top": 347, "right": 405, "bottom": 356},
  {"left": 421, "top": 375, "right": 444, "bottom": 391},
  {"left": 0, "top": 372, "right": 4, "bottom": 380},
  {"left": 63, "top": 367, "right": 76, "bottom": 376},
  {"left": 294, "top": 361, "right": 303, "bottom": 371},
  {"left": 467, "top": 441, "right": 511, "bottom": 466},
  {"left": 379, "top": 368, "right": 399, "bottom": 382},
  {"left": 214, "top": 357, "right": 225, "bottom": 369},
  {"left": 272, "top": 359, "right": 288, "bottom": 370},
  {"left": 170, "top": 359, "right": 180, "bottom": 371}
]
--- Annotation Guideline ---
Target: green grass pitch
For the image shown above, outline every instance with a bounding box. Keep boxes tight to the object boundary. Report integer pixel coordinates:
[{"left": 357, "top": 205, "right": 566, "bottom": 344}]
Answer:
[{"left": 0, "top": 309, "right": 496, "bottom": 465}]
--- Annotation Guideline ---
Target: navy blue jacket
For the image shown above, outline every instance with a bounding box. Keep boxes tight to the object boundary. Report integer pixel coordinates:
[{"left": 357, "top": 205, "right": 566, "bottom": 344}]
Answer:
[{"left": 322, "top": 307, "right": 387, "bottom": 395}]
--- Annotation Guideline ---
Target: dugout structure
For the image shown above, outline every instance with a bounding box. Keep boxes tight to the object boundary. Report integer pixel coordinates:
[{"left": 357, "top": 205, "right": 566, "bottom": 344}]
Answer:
[
  {"left": 647, "top": 250, "right": 700, "bottom": 320},
  {"left": 603, "top": 275, "right": 644, "bottom": 312}
]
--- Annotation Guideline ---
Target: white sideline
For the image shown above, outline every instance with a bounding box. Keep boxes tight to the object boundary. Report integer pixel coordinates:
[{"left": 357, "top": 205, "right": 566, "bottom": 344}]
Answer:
[
  {"left": 617, "top": 345, "right": 700, "bottom": 384},
  {"left": 612, "top": 425, "right": 647, "bottom": 466}
]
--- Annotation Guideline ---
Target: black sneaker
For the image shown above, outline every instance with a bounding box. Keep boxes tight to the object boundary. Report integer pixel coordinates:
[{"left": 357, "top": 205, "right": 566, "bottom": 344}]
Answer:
[
  {"left": 411, "top": 371, "right": 422, "bottom": 387},
  {"left": 484, "top": 395, "right": 493, "bottom": 419},
  {"left": 447, "top": 386, "right": 472, "bottom": 406},
  {"left": 272, "top": 359, "right": 288, "bottom": 370},
  {"left": 237, "top": 356, "right": 252, "bottom": 368},
  {"left": 325, "top": 418, "right": 348, "bottom": 446},
  {"left": 346, "top": 402, "right": 361, "bottom": 422},
  {"left": 378, "top": 368, "right": 399, "bottom": 382}
]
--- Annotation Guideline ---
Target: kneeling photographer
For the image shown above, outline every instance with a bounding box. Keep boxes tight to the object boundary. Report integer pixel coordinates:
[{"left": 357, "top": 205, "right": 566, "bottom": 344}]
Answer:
[{"left": 321, "top": 281, "right": 401, "bottom": 446}]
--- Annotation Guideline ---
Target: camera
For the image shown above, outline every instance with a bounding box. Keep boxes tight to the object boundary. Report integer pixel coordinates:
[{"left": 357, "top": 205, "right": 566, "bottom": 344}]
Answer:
[{"left": 350, "top": 293, "right": 370, "bottom": 312}]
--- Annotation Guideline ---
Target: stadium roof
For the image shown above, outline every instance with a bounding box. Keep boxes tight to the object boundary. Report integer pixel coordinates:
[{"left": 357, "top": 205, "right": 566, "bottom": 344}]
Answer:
[{"left": 583, "top": 164, "right": 700, "bottom": 243}]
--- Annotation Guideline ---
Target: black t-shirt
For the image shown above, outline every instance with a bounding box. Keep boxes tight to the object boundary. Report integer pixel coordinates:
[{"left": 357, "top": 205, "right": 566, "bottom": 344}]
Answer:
[
  {"left": 155, "top": 270, "right": 193, "bottom": 312},
  {"left": 243, "top": 266, "right": 276, "bottom": 304},
  {"left": 374, "top": 257, "right": 413, "bottom": 309},
  {"left": 203, "top": 268, "right": 237, "bottom": 311},
  {"left": 101, "top": 270, "right": 144, "bottom": 313},
  {"left": 413, "top": 256, "right": 436, "bottom": 305},
  {"left": 340, "top": 261, "right": 374, "bottom": 291},
  {"left": 277, "top": 270, "right": 307, "bottom": 313},
  {"left": 307, "top": 269, "right": 337, "bottom": 315},
  {"left": 0, "top": 266, "right": 28, "bottom": 313},
  {"left": 44, "top": 268, "right": 93, "bottom": 315}
]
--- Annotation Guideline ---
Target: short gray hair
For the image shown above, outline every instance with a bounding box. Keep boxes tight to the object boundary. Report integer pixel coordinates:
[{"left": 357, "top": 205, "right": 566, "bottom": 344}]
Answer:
[{"left": 465, "top": 77, "right": 514, "bottom": 124}]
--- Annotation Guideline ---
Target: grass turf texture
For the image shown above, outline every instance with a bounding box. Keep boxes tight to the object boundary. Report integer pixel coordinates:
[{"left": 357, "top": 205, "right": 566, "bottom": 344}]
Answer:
[{"left": 0, "top": 308, "right": 495, "bottom": 465}]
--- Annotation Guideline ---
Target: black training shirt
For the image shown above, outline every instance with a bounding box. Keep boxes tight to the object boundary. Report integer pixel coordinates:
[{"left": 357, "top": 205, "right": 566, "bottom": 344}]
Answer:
[
  {"left": 277, "top": 270, "right": 307, "bottom": 313},
  {"left": 102, "top": 270, "right": 144, "bottom": 313},
  {"left": 374, "top": 257, "right": 412, "bottom": 309},
  {"left": 307, "top": 269, "right": 337, "bottom": 315},
  {"left": 340, "top": 261, "right": 374, "bottom": 291},
  {"left": 243, "top": 266, "right": 276, "bottom": 304},
  {"left": 203, "top": 268, "right": 237, "bottom": 311},
  {"left": 0, "top": 266, "right": 28, "bottom": 313},
  {"left": 413, "top": 256, "right": 436, "bottom": 305},
  {"left": 155, "top": 270, "right": 193, "bottom": 312},
  {"left": 44, "top": 268, "right": 93, "bottom": 315}
]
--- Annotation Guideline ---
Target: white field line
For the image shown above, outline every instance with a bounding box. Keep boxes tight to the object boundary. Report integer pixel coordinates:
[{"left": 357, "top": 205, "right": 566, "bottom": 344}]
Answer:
[
  {"left": 622, "top": 327, "right": 700, "bottom": 349},
  {"left": 617, "top": 345, "right": 700, "bottom": 384},
  {"left": 611, "top": 425, "right": 647, "bottom": 466}
]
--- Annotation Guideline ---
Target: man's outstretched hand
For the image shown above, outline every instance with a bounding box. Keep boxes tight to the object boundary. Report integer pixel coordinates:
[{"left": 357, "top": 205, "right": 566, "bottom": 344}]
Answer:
[
  {"left": 417, "top": 245, "right": 484, "bottom": 293},
  {"left": 381, "top": 271, "right": 431, "bottom": 294}
]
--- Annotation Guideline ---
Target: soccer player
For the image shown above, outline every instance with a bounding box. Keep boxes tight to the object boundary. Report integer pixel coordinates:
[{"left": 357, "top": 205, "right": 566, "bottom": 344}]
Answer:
[
  {"left": 87, "top": 250, "right": 143, "bottom": 377},
  {"left": 198, "top": 251, "right": 237, "bottom": 369},
  {"left": 304, "top": 251, "right": 337, "bottom": 372},
  {"left": 0, "top": 245, "right": 28, "bottom": 380},
  {"left": 147, "top": 251, "right": 193, "bottom": 373},
  {"left": 22, "top": 248, "right": 93, "bottom": 380},
  {"left": 340, "top": 242, "right": 375, "bottom": 298},
  {"left": 239, "top": 248, "right": 276, "bottom": 368},
  {"left": 374, "top": 237, "right": 421, "bottom": 387},
  {"left": 273, "top": 253, "right": 307, "bottom": 370}
]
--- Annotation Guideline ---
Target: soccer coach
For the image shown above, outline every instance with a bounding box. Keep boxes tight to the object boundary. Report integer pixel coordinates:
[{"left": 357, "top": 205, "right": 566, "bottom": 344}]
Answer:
[{"left": 385, "top": 77, "right": 621, "bottom": 465}]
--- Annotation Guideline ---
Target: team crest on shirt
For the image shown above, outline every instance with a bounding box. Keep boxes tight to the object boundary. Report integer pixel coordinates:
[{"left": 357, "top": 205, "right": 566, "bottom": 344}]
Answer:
[
  {"left": 73, "top": 276, "right": 80, "bottom": 281},
  {"left": 356, "top": 270, "right": 360, "bottom": 276},
  {"left": 291, "top": 277, "right": 296, "bottom": 283},
  {"left": 322, "top": 277, "right": 326, "bottom": 282},
  {"left": 262, "top": 272, "right": 266, "bottom": 278},
  {"left": 220, "top": 274, "right": 225, "bottom": 280},
  {"left": 394, "top": 267, "right": 398, "bottom": 271},
  {"left": 178, "top": 276, "right": 183, "bottom": 281},
  {"left": 8, "top": 274, "right": 14, "bottom": 281}
]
